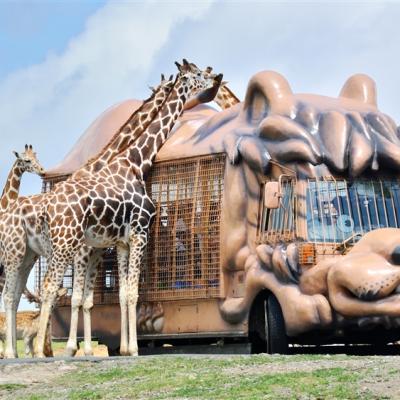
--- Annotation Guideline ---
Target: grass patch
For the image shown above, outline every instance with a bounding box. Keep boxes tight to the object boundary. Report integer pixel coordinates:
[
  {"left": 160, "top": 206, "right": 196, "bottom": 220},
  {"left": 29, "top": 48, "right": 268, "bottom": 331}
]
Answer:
[
  {"left": 68, "top": 389, "right": 102, "bottom": 400},
  {"left": 2, "top": 354, "right": 383, "bottom": 400},
  {"left": 0, "top": 383, "right": 27, "bottom": 391},
  {"left": 47, "top": 355, "right": 366, "bottom": 400}
]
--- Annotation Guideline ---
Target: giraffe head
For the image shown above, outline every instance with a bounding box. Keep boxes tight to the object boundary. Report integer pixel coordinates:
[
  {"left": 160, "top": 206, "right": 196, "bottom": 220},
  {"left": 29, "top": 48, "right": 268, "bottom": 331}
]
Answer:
[
  {"left": 175, "top": 59, "right": 223, "bottom": 103},
  {"left": 149, "top": 73, "right": 174, "bottom": 95},
  {"left": 13, "top": 144, "right": 45, "bottom": 177}
]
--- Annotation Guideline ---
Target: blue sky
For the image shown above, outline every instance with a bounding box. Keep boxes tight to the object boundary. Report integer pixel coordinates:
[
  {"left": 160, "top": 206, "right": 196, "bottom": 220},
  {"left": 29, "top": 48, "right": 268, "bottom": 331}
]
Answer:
[{"left": 1, "top": 0, "right": 400, "bottom": 309}]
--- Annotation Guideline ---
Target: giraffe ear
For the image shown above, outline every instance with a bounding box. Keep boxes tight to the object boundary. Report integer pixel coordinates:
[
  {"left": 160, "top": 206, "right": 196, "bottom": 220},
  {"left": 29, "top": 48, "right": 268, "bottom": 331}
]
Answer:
[
  {"left": 175, "top": 61, "right": 182, "bottom": 72},
  {"left": 13, "top": 151, "right": 19, "bottom": 158}
]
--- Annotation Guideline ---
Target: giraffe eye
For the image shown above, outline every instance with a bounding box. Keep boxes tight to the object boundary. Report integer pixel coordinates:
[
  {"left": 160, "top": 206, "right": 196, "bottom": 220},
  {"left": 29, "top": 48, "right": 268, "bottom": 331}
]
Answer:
[{"left": 392, "top": 245, "right": 400, "bottom": 265}]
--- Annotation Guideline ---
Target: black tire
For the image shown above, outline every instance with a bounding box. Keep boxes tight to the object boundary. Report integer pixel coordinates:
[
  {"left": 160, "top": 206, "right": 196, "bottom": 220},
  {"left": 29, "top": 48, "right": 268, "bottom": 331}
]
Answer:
[
  {"left": 249, "top": 292, "right": 288, "bottom": 354},
  {"left": 266, "top": 294, "right": 288, "bottom": 354}
]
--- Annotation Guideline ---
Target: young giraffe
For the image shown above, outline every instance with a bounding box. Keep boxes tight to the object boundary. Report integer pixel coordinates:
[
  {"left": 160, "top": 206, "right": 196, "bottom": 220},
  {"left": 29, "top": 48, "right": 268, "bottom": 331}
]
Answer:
[
  {"left": 0, "top": 77, "right": 174, "bottom": 358},
  {"left": 1, "top": 144, "right": 45, "bottom": 211},
  {"left": 0, "top": 145, "right": 44, "bottom": 356},
  {"left": 66, "top": 72, "right": 240, "bottom": 356},
  {"left": 18, "top": 60, "right": 222, "bottom": 358},
  {"left": 65, "top": 76, "right": 176, "bottom": 357}
]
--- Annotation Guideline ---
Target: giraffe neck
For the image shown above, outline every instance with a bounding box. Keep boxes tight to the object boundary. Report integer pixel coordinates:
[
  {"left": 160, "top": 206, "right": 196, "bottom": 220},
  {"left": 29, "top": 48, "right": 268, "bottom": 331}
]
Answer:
[
  {"left": 0, "top": 162, "right": 24, "bottom": 211},
  {"left": 110, "top": 77, "right": 190, "bottom": 181},
  {"left": 214, "top": 85, "right": 240, "bottom": 110},
  {"left": 74, "top": 83, "right": 173, "bottom": 177}
]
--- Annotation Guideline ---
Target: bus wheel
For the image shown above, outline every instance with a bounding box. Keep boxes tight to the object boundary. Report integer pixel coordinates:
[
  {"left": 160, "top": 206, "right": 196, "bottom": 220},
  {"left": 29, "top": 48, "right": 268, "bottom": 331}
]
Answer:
[{"left": 249, "top": 291, "right": 288, "bottom": 354}]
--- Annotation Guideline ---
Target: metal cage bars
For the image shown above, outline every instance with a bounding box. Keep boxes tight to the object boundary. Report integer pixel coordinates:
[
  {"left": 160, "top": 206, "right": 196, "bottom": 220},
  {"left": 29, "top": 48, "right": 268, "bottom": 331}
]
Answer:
[{"left": 35, "top": 154, "right": 226, "bottom": 304}]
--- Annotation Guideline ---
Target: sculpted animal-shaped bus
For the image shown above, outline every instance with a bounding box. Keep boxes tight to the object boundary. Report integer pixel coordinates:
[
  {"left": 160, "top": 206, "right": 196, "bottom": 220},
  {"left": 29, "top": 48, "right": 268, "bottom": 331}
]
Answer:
[{"left": 38, "top": 70, "right": 400, "bottom": 354}]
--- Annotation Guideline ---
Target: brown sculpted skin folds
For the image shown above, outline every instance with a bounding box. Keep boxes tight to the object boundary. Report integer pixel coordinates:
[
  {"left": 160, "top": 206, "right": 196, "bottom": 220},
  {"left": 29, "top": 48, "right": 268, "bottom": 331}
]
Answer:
[{"left": 111, "top": 70, "right": 400, "bottom": 340}]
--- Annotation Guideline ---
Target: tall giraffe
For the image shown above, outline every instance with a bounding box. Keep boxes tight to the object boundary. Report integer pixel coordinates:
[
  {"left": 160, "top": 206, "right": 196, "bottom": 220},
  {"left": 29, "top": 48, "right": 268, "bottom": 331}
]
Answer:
[
  {"left": 65, "top": 77, "right": 176, "bottom": 357},
  {"left": 65, "top": 73, "right": 240, "bottom": 357},
  {"left": 0, "top": 76, "right": 175, "bottom": 358},
  {"left": 32, "top": 60, "right": 221, "bottom": 357},
  {"left": 0, "top": 145, "right": 45, "bottom": 211}
]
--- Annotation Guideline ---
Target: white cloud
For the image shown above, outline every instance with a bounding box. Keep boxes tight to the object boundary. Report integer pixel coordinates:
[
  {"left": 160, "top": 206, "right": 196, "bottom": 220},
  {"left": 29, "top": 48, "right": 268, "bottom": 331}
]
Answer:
[
  {"left": 0, "top": 0, "right": 213, "bottom": 309},
  {"left": 0, "top": 0, "right": 213, "bottom": 195}
]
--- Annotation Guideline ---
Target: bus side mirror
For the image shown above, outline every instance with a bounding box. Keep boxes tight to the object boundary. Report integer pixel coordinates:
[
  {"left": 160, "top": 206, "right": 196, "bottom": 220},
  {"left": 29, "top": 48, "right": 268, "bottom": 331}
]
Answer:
[{"left": 264, "top": 181, "right": 281, "bottom": 209}]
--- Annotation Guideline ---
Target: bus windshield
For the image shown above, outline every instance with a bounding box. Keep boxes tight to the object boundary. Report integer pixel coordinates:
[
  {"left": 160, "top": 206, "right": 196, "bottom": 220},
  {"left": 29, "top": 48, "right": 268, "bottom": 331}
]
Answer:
[{"left": 306, "top": 179, "right": 400, "bottom": 243}]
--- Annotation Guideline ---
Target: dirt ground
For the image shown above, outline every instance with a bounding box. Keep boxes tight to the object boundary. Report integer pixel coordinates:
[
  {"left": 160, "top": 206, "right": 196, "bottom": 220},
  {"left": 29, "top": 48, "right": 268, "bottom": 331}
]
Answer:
[{"left": 1, "top": 354, "right": 400, "bottom": 399}]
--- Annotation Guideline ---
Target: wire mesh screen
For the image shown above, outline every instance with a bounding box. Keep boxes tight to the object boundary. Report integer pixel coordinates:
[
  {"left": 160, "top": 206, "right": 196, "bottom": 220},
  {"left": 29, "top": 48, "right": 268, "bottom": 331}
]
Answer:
[
  {"left": 140, "top": 154, "right": 225, "bottom": 301},
  {"left": 35, "top": 154, "right": 226, "bottom": 304}
]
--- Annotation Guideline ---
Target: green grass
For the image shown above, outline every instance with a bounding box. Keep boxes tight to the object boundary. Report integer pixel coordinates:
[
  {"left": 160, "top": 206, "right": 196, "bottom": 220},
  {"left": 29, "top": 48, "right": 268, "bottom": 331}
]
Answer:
[
  {"left": 1, "top": 354, "right": 379, "bottom": 400},
  {"left": 0, "top": 383, "right": 27, "bottom": 392}
]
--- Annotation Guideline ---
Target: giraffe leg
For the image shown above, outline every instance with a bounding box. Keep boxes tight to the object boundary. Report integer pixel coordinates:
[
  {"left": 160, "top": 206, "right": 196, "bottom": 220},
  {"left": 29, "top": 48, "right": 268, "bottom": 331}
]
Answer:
[
  {"left": 35, "top": 252, "right": 73, "bottom": 358},
  {"left": 82, "top": 248, "right": 103, "bottom": 356},
  {"left": 44, "top": 324, "right": 54, "bottom": 357},
  {"left": 127, "top": 232, "right": 147, "bottom": 356},
  {"left": 4, "top": 259, "right": 31, "bottom": 358},
  {"left": 65, "top": 247, "right": 89, "bottom": 357},
  {"left": 3, "top": 276, "right": 18, "bottom": 358},
  {"left": 117, "top": 244, "right": 129, "bottom": 356},
  {"left": 25, "top": 336, "right": 34, "bottom": 357},
  {"left": 0, "top": 339, "right": 4, "bottom": 358}
]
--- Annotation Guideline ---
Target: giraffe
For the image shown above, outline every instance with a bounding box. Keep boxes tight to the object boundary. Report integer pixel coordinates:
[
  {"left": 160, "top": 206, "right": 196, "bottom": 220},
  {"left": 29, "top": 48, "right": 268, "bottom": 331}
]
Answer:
[
  {"left": 1, "top": 144, "right": 45, "bottom": 211},
  {"left": 0, "top": 76, "right": 175, "bottom": 358},
  {"left": 214, "top": 82, "right": 240, "bottom": 109},
  {"left": 65, "top": 77, "right": 176, "bottom": 357},
  {"left": 64, "top": 71, "right": 235, "bottom": 357},
  {"left": 32, "top": 60, "right": 221, "bottom": 357},
  {"left": 0, "top": 144, "right": 44, "bottom": 357}
]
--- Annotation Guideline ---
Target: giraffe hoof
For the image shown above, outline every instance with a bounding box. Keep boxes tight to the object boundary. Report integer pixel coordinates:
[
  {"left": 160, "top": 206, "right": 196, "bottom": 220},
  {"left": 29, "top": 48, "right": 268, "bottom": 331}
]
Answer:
[
  {"left": 4, "top": 352, "right": 17, "bottom": 359},
  {"left": 65, "top": 346, "right": 78, "bottom": 357},
  {"left": 119, "top": 347, "right": 129, "bottom": 356},
  {"left": 128, "top": 348, "right": 138, "bottom": 357},
  {"left": 84, "top": 349, "right": 94, "bottom": 357},
  {"left": 35, "top": 352, "right": 45, "bottom": 358}
]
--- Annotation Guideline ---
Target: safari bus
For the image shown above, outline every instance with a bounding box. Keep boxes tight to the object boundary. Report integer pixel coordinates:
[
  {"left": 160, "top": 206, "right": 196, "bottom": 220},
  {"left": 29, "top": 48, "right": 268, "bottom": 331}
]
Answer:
[{"left": 36, "top": 71, "right": 400, "bottom": 354}]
